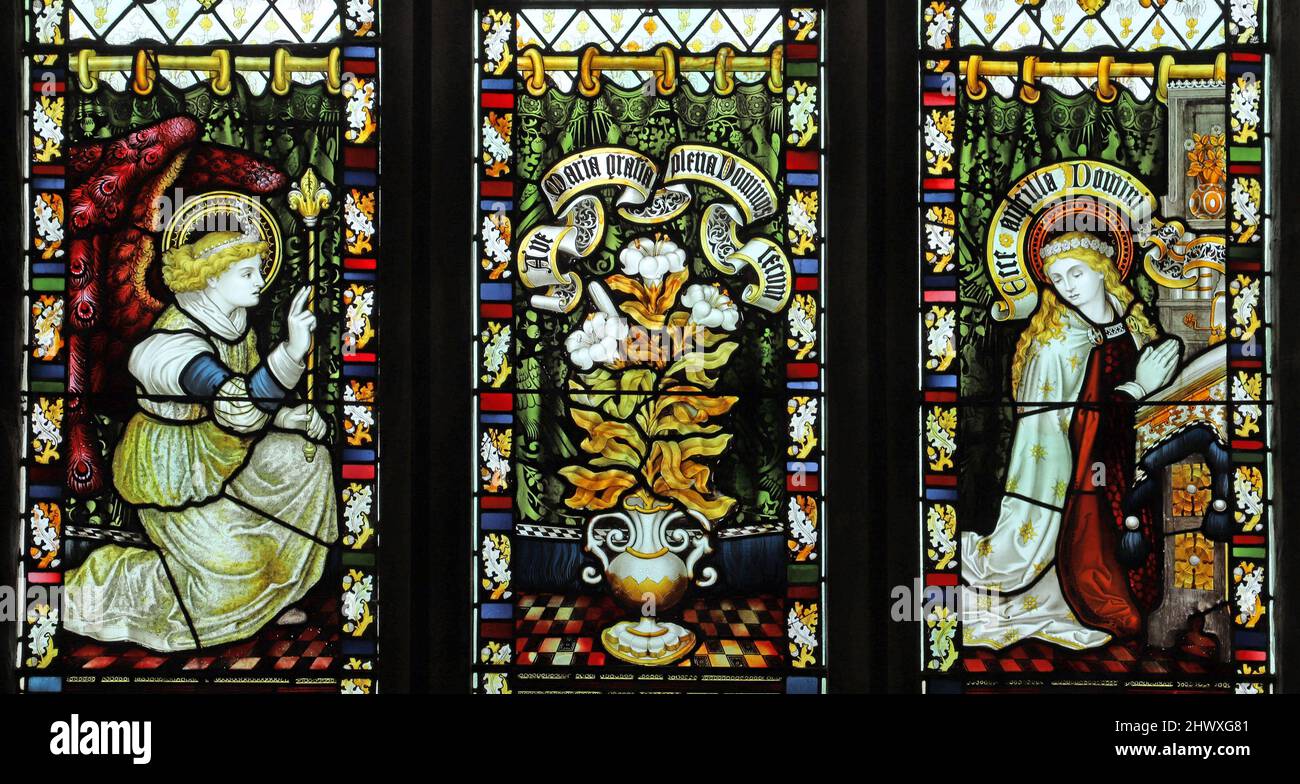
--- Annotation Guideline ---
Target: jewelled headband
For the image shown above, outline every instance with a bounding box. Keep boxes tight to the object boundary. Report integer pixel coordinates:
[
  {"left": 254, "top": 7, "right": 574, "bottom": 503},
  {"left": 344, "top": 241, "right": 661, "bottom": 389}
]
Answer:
[
  {"left": 1040, "top": 235, "right": 1115, "bottom": 262},
  {"left": 196, "top": 223, "right": 263, "bottom": 260}
]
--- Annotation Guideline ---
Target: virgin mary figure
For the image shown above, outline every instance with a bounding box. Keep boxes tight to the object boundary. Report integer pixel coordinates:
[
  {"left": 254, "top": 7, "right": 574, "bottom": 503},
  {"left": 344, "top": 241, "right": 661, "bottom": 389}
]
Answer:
[
  {"left": 960, "top": 231, "right": 1181, "bottom": 650},
  {"left": 63, "top": 228, "right": 336, "bottom": 652}
]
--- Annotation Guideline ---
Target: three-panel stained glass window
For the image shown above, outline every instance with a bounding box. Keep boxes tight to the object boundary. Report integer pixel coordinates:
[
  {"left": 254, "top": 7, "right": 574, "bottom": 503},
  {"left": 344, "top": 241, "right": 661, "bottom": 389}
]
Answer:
[{"left": 9, "top": 1, "right": 1285, "bottom": 696}]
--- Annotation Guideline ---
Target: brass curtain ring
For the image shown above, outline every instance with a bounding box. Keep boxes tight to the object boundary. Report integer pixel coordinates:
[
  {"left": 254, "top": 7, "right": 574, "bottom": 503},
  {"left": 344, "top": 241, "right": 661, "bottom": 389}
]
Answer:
[
  {"left": 326, "top": 47, "right": 342, "bottom": 94},
  {"left": 1156, "top": 55, "right": 1174, "bottom": 103},
  {"left": 271, "top": 48, "right": 291, "bottom": 96},
  {"left": 966, "top": 55, "right": 987, "bottom": 101},
  {"left": 655, "top": 45, "right": 677, "bottom": 95},
  {"left": 1096, "top": 55, "right": 1118, "bottom": 103},
  {"left": 1019, "top": 55, "right": 1040, "bottom": 104},
  {"left": 714, "top": 45, "right": 735, "bottom": 95},
  {"left": 767, "top": 44, "right": 784, "bottom": 93},
  {"left": 520, "top": 47, "right": 547, "bottom": 96},
  {"left": 132, "top": 49, "right": 156, "bottom": 96},
  {"left": 77, "top": 49, "right": 99, "bottom": 93},
  {"left": 578, "top": 46, "right": 602, "bottom": 98},
  {"left": 210, "top": 49, "right": 232, "bottom": 96}
]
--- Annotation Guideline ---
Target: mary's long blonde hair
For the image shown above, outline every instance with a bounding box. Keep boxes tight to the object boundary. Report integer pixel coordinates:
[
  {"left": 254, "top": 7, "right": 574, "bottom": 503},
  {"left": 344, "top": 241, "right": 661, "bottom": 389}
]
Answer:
[
  {"left": 162, "top": 231, "right": 269, "bottom": 294},
  {"left": 1010, "top": 232, "right": 1159, "bottom": 398}
]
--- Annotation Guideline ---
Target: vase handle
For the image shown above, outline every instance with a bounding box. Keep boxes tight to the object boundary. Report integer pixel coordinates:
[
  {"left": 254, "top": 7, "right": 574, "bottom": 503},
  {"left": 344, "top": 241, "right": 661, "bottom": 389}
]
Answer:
[
  {"left": 667, "top": 510, "right": 717, "bottom": 588},
  {"left": 582, "top": 512, "right": 633, "bottom": 585}
]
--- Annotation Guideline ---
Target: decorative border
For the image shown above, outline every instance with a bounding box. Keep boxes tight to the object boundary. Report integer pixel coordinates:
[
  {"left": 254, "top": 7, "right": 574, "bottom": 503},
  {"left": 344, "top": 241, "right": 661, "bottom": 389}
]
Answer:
[
  {"left": 919, "top": 19, "right": 961, "bottom": 675},
  {"left": 344, "top": 0, "right": 379, "bottom": 39},
  {"left": 921, "top": 0, "right": 959, "bottom": 51},
  {"left": 782, "top": 5, "right": 825, "bottom": 694},
  {"left": 338, "top": 35, "right": 381, "bottom": 695},
  {"left": 20, "top": 44, "right": 71, "bottom": 689},
  {"left": 1224, "top": 36, "right": 1271, "bottom": 695},
  {"left": 472, "top": 6, "right": 517, "bottom": 697}
]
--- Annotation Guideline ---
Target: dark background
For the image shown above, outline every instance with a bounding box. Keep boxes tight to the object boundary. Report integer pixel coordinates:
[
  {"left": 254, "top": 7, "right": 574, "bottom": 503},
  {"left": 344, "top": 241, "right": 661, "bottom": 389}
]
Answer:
[{"left": 2, "top": 0, "right": 1296, "bottom": 694}]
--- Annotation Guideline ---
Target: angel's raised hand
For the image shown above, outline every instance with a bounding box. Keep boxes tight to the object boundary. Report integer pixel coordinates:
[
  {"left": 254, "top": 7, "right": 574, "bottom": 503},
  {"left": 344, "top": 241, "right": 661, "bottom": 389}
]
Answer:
[
  {"left": 286, "top": 286, "right": 317, "bottom": 361},
  {"left": 288, "top": 285, "right": 311, "bottom": 315}
]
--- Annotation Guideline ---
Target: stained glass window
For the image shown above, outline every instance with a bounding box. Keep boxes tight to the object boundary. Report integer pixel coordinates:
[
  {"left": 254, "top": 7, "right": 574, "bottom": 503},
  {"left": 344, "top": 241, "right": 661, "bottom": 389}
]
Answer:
[
  {"left": 17, "top": 0, "right": 382, "bottom": 693},
  {"left": 918, "top": 0, "right": 1275, "bottom": 692},
  {"left": 472, "top": 5, "right": 827, "bottom": 693}
]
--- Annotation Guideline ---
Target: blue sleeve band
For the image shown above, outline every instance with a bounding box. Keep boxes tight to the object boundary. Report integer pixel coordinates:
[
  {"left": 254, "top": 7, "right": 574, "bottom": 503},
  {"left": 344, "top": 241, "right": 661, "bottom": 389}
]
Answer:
[
  {"left": 248, "top": 362, "right": 290, "bottom": 413},
  {"left": 179, "top": 353, "right": 233, "bottom": 398},
  {"left": 180, "top": 353, "right": 290, "bottom": 414}
]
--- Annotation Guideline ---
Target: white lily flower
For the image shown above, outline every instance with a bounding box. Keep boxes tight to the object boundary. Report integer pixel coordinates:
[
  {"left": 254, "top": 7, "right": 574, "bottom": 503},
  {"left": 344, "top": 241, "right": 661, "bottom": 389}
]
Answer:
[
  {"left": 565, "top": 311, "right": 629, "bottom": 370},
  {"left": 681, "top": 284, "right": 740, "bottom": 331},
  {"left": 619, "top": 237, "right": 687, "bottom": 286}
]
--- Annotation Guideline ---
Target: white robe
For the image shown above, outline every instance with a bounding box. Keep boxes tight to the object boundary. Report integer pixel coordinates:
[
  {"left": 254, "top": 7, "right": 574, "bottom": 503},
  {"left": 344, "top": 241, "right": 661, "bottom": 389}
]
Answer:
[
  {"left": 960, "top": 305, "right": 1135, "bottom": 651},
  {"left": 64, "top": 293, "right": 337, "bottom": 652}
]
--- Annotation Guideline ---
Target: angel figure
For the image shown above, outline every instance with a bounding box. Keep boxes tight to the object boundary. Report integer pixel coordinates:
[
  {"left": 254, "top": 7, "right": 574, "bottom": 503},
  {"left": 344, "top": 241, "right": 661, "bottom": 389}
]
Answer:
[{"left": 64, "top": 228, "right": 336, "bottom": 651}]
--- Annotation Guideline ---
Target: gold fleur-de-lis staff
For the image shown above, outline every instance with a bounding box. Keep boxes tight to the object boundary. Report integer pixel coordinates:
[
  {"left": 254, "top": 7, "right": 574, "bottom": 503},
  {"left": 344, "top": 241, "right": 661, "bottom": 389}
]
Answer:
[{"left": 288, "top": 167, "right": 332, "bottom": 461}]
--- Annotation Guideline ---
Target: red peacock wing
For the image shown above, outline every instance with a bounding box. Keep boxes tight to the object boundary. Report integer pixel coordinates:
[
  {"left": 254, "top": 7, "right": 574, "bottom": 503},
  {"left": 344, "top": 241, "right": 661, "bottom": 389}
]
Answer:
[{"left": 65, "top": 115, "right": 288, "bottom": 496}]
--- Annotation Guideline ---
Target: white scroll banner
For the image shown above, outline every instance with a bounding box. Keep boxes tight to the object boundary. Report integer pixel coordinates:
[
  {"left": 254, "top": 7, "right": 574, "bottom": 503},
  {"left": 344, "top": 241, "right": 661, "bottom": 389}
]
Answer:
[
  {"left": 1142, "top": 218, "right": 1226, "bottom": 289},
  {"left": 986, "top": 160, "right": 1158, "bottom": 322},
  {"left": 698, "top": 202, "right": 791, "bottom": 313},
  {"left": 520, "top": 144, "right": 791, "bottom": 314},
  {"left": 660, "top": 144, "right": 791, "bottom": 314},
  {"left": 517, "top": 195, "right": 605, "bottom": 313},
  {"left": 539, "top": 146, "right": 659, "bottom": 217}
]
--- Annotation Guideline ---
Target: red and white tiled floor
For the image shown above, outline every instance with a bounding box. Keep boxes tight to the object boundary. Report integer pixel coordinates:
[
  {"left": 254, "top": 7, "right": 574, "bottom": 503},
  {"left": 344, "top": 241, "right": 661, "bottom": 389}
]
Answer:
[{"left": 514, "top": 593, "right": 785, "bottom": 669}]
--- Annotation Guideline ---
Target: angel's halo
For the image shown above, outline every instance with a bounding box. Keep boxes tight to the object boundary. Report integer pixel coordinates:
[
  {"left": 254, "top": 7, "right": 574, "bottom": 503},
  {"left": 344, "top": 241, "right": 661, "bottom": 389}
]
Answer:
[{"left": 162, "top": 191, "right": 282, "bottom": 292}]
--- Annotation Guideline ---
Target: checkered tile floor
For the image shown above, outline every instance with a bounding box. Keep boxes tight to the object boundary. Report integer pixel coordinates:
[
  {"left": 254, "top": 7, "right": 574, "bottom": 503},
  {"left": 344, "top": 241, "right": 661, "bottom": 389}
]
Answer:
[
  {"left": 514, "top": 593, "right": 785, "bottom": 669},
  {"left": 60, "top": 582, "right": 340, "bottom": 675},
  {"left": 961, "top": 639, "right": 1233, "bottom": 677}
]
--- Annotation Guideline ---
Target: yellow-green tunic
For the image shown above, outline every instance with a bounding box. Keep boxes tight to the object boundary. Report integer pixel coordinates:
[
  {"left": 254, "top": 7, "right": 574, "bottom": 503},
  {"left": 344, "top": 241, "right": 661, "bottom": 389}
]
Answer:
[{"left": 64, "top": 304, "right": 336, "bottom": 651}]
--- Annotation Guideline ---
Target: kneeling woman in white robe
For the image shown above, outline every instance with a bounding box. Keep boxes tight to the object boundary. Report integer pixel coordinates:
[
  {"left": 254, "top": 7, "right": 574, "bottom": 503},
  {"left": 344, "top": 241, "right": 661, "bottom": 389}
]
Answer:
[
  {"left": 65, "top": 230, "right": 336, "bottom": 652},
  {"left": 960, "top": 232, "right": 1179, "bottom": 651}
]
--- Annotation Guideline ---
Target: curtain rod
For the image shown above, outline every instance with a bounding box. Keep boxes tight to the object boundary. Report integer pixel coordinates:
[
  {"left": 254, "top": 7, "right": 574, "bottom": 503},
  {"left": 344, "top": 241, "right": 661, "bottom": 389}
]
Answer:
[
  {"left": 74, "top": 47, "right": 343, "bottom": 96},
  {"left": 955, "top": 53, "right": 1227, "bottom": 103},
  {"left": 515, "top": 44, "right": 784, "bottom": 97}
]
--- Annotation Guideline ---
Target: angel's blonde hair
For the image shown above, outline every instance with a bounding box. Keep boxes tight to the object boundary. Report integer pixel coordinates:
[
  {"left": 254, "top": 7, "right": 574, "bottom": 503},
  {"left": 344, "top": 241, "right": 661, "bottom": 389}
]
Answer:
[
  {"left": 161, "top": 231, "right": 268, "bottom": 294},
  {"left": 1010, "top": 232, "right": 1159, "bottom": 397}
]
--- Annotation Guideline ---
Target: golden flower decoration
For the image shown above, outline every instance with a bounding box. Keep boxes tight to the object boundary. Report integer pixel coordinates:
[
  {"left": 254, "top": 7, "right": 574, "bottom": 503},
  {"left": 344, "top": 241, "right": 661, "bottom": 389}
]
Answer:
[
  {"left": 1186, "top": 132, "right": 1227, "bottom": 185},
  {"left": 1174, "top": 532, "right": 1215, "bottom": 591},
  {"left": 1171, "top": 462, "right": 1212, "bottom": 516}
]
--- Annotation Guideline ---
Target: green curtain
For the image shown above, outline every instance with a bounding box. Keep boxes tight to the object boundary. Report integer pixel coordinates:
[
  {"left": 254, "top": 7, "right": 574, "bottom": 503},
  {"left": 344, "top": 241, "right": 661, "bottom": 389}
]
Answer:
[{"left": 75, "top": 77, "right": 343, "bottom": 355}]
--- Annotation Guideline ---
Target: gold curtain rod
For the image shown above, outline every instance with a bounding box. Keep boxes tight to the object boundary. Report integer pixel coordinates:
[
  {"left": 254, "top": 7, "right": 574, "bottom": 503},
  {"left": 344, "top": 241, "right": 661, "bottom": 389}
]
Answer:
[
  {"left": 516, "top": 44, "right": 783, "bottom": 97},
  {"left": 956, "top": 53, "right": 1226, "bottom": 103},
  {"left": 75, "top": 47, "right": 343, "bottom": 97}
]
